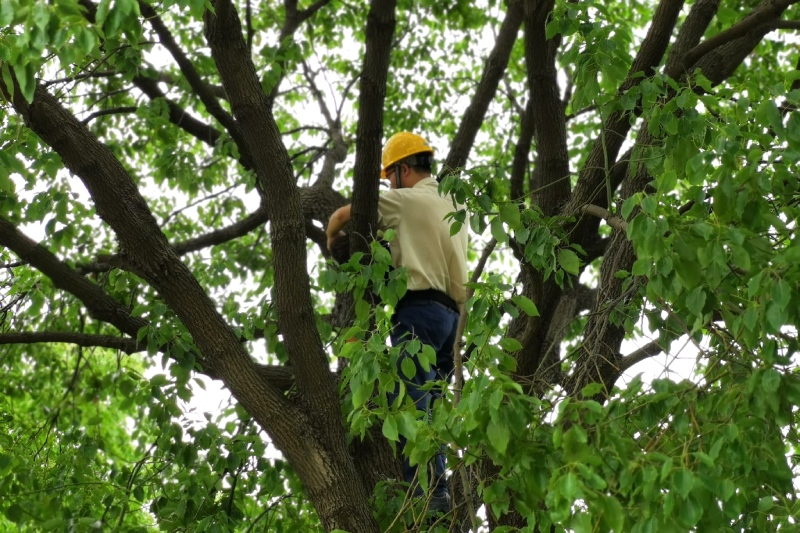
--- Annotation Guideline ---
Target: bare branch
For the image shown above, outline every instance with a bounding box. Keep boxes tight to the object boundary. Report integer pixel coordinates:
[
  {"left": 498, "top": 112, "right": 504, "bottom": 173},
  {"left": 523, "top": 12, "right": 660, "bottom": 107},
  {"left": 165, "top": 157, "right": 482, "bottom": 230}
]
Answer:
[
  {"left": 0, "top": 331, "right": 143, "bottom": 353},
  {"left": 163, "top": 184, "right": 239, "bottom": 224},
  {"left": 618, "top": 340, "right": 664, "bottom": 373},
  {"left": 444, "top": 0, "right": 524, "bottom": 172},
  {"left": 43, "top": 70, "right": 117, "bottom": 87},
  {"left": 565, "top": 104, "right": 597, "bottom": 121},
  {"left": 454, "top": 237, "right": 498, "bottom": 397},
  {"left": 581, "top": 204, "right": 629, "bottom": 232},
  {"left": 81, "top": 106, "right": 138, "bottom": 124},
  {"left": 772, "top": 19, "right": 800, "bottom": 29},
  {"left": 298, "top": 0, "right": 333, "bottom": 22},
  {"left": 132, "top": 76, "right": 225, "bottom": 149},
  {"left": 157, "top": 71, "right": 228, "bottom": 100}
]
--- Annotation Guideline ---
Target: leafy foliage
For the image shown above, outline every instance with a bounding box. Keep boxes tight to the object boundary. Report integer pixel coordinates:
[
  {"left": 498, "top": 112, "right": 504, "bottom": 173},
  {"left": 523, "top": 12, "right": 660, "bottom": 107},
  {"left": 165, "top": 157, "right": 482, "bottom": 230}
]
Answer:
[{"left": 2, "top": 0, "right": 800, "bottom": 532}]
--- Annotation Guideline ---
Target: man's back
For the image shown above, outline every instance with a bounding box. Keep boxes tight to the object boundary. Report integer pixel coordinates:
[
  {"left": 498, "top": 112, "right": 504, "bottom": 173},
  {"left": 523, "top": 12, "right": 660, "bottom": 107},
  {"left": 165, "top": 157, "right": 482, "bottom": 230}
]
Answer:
[{"left": 378, "top": 177, "right": 468, "bottom": 305}]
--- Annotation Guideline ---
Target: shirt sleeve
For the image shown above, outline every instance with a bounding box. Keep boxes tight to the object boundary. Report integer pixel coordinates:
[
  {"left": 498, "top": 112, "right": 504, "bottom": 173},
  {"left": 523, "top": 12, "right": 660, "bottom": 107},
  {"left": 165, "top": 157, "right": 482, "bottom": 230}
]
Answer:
[{"left": 377, "top": 190, "right": 404, "bottom": 230}]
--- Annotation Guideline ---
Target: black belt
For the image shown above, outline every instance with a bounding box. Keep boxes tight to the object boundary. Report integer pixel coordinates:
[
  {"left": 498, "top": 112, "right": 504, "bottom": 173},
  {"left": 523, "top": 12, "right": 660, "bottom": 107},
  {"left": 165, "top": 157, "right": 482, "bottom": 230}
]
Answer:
[{"left": 397, "top": 289, "right": 459, "bottom": 314}]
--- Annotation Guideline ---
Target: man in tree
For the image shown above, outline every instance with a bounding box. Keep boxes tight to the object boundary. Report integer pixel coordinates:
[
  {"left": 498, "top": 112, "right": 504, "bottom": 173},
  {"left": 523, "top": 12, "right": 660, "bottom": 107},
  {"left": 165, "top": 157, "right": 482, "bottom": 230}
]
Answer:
[{"left": 326, "top": 132, "right": 468, "bottom": 513}]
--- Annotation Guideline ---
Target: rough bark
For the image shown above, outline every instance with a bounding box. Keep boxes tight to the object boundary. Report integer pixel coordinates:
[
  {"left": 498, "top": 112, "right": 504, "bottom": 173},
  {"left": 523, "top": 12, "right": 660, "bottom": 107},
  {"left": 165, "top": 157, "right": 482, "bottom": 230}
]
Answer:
[
  {"left": 203, "top": 3, "right": 378, "bottom": 531},
  {"left": 350, "top": 0, "right": 397, "bottom": 255},
  {"left": 664, "top": 0, "right": 722, "bottom": 76},
  {"left": 525, "top": 0, "right": 570, "bottom": 216}
]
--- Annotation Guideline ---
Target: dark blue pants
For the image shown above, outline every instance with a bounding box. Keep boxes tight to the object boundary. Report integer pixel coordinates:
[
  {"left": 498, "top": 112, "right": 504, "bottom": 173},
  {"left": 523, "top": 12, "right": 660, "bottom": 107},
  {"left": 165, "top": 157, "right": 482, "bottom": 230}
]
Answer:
[{"left": 387, "top": 300, "right": 459, "bottom": 498}]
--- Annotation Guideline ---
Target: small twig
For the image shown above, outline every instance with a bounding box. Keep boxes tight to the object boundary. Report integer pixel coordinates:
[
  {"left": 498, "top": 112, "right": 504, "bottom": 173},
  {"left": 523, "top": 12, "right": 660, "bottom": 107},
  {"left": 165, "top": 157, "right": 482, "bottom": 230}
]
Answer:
[
  {"left": 43, "top": 70, "right": 118, "bottom": 87},
  {"left": 565, "top": 104, "right": 597, "bottom": 121},
  {"left": 244, "top": 494, "right": 293, "bottom": 533},
  {"left": 80, "top": 106, "right": 138, "bottom": 125},
  {"left": 162, "top": 183, "right": 239, "bottom": 224}
]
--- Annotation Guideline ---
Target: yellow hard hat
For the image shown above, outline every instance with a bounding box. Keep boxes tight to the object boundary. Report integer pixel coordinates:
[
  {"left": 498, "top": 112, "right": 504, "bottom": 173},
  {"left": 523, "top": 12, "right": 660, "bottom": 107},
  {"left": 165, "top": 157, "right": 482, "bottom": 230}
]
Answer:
[{"left": 381, "top": 132, "right": 434, "bottom": 179}]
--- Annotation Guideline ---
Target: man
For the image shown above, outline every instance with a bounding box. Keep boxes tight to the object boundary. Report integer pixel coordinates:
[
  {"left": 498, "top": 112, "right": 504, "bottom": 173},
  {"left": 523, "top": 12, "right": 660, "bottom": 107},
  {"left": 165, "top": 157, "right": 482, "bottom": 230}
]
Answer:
[{"left": 326, "top": 132, "right": 468, "bottom": 513}]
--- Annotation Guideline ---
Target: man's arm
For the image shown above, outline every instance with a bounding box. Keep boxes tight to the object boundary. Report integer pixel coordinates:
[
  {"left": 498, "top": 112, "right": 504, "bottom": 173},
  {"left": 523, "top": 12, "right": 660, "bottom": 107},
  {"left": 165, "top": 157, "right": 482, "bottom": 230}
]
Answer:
[{"left": 326, "top": 204, "right": 351, "bottom": 250}]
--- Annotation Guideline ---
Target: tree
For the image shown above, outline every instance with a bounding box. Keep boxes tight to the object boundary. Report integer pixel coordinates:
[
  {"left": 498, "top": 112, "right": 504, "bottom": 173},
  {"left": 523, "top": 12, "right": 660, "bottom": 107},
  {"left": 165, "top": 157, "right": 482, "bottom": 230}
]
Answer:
[{"left": 1, "top": 0, "right": 800, "bottom": 531}]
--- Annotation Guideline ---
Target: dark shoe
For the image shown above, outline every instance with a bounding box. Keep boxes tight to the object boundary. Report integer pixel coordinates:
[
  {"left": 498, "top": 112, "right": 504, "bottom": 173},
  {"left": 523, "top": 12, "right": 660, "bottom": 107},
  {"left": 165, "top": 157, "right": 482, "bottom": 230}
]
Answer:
[{"left": 428, "top": 491, "right": 452, "bottom": 515}]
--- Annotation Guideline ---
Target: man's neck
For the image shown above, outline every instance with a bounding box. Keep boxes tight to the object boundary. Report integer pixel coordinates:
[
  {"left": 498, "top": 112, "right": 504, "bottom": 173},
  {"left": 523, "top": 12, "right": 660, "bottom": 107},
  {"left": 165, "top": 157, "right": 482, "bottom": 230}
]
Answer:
[{"left": 397, "top": 174, "right": 430, "bottom": 189}]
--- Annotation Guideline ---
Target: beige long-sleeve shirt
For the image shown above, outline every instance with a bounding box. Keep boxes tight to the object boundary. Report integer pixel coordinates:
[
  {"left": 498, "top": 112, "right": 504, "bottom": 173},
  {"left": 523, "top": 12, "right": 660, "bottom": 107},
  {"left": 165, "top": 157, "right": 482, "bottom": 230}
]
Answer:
[{"left": 378, "top": 178, "right": 469, "bottom": 304}]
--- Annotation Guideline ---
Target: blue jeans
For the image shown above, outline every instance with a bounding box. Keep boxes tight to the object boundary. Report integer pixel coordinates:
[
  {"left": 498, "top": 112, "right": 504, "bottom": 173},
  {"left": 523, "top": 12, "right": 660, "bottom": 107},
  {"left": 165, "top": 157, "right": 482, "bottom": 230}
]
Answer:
[{"left": 387, "top": 300, "right": 459, "bottom": 498}]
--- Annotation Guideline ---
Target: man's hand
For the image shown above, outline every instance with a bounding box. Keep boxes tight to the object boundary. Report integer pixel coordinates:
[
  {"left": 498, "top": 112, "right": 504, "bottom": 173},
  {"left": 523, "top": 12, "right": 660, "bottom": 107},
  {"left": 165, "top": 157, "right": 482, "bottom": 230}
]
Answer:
[
  {"left": 326, "top": 205, "right": 352, "bottom": 251},
  {"left": 327, "top": 230, "right": 346, "bottom": 251}
]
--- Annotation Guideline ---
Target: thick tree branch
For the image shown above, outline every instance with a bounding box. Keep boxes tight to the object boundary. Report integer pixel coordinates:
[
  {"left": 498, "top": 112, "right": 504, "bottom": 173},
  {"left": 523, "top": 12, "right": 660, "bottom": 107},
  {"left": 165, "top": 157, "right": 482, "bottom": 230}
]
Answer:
[
  {"left": 132, "top": 76, "right": 225, "bottom": 148},
  {"left": 0, "top": 216, "right": 149, "bottom": 337},
  {"left": 525, "top": 0, "right": 570, "bottom": 215},
  {"left": 6, "top": 70, "right": 310, "bottom": 487},
  {"left": 618, "top": 340, "right": 664, "bottom": 373},
  {"left": 204, "top": 8, "right": 377, "bottom": 530},
  {"left": 666, "top": 0, "right": 800, "bottom": 79},
  {"left": 444, "top": 0, "right": 524, "bottom": 172},
  {"left": 772, "top": 19, "right": 800, "bottom": 29},
  {"left": 692, "top": 0, "right": 796, "bottom": 86},
  {"left": 350, "top": 0, "right": 396, "bottom": 255},
  {"left": 138, "top": 2, "right": 258, "bottom": 173},
  {"left": 664, "top": 0, "right": 721, "bottom": 76}
]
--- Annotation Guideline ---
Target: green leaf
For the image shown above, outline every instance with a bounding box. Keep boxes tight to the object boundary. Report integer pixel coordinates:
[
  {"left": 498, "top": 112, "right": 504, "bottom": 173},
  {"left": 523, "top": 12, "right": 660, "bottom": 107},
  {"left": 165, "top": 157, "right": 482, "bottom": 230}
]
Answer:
[
  {"left": 761, "top": 368, "right": 781, "bottom": 393},
  {"left": 560, "top": 472, "right": 578, "bottom": 499},
  {"left": 672, "top": 468, "right": 694, "bottom": 499},
  {"left": 499, "top": 337, "right": 522, "bottom": 352},
  {"left": 477, "top": 194, "right": 493, "bottom": 212},
  {"left": 382, "top": 415, "right": 398, "bottom": 441},
  {"left": 499, "top": 203, "right": 520, "bottom": 229},
  {"left": 558, "top": 248, "right": 580, "bottom": 275},
  {"left": 511, "top": 295, "right": 539, "bottom": 316},
  {"left": 41, "top": 518, "right": 66, "bottom": 531},
  {"left": 401, "top": 357, "right": 416, "bottom": 380},
  {"left": 679, "top": 496, "right": 702, "bottom": 526},
  {"left": 449, "top": 220, "right": 463, "bottom": 236},
  {"left": 686, "top": 286, "right": 706, "bottom": 317},
  {"left": 771, "top": 279, "right": 791, "bottom": 310},
  {"left": 487, "top": 418, "right": 510, "bottom": 455},
  {"left": 491, "top": 216, "right": 508, "bottom": 244},
  {"left": 0, "top": 1, "right": 14, "bottom": 26},
  {"left": 601, "top": 496, "right": 624, "bottom": 532},
  {"left": 757, "top": 496, "right": 773, "bottom": 512},
  {"left": 581, "top": 382, "right": 603, "bottom": 397}
]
